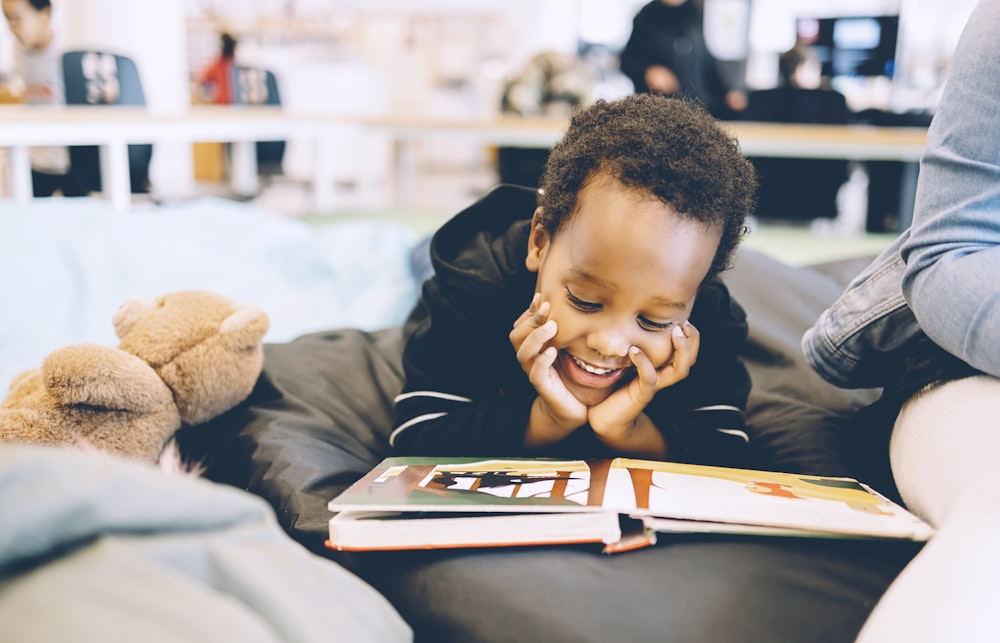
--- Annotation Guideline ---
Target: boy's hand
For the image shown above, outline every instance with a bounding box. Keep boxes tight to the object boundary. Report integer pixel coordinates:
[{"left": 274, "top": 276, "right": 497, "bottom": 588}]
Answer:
[
  {"left": 510, "top": 294, "right": 587, "bottom": 432},
  {"left": 588, "top": 321, "right": 700, "bottom": 442}
]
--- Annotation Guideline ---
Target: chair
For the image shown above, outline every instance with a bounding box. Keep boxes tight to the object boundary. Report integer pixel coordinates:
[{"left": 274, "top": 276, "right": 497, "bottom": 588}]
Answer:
[
  {"left": 62, "top": 50, "right": 153, "bottom": 194},
  {"left": 231, "top": 65, "right": 285, "bottom": 176},
  {"left": 742, "top": 87, "right": 851, "bottom": 221}
]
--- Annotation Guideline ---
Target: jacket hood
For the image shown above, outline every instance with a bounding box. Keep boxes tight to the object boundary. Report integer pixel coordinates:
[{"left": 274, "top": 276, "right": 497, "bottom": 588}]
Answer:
[{"left": 428, "top": 184, "right": 539, "bottom": 301}]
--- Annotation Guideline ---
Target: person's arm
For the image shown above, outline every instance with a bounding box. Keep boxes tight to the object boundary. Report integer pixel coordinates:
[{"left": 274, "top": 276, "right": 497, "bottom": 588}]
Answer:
[
  {"left": 901, "top": 0, "right": 1000, "bottom": 377},
  {"left": 619, "top": 6, "right": 673, "bottom": 93}
]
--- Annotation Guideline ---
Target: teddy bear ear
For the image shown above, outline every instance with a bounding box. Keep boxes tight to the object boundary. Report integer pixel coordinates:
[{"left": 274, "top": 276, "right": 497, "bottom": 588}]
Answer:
[{"left": 219, "top": 304, "right": 270, "bottom": 349}]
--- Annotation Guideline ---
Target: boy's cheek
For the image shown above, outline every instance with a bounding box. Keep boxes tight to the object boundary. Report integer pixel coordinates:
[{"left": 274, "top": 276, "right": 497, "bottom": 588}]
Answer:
[
  {"left": 642, "top": 337, "right": 675, "bottom": 369},
  {"left": 541, "top": 302, "right": 567, "bottom": 342}
]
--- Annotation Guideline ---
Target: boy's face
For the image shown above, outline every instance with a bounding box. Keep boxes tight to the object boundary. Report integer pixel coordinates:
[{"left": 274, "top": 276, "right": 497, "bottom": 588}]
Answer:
[
  {"left": 526, "top": 175, "right": 719, "bottom": 406},
  {"left": 2, "top": 0, "right": 51, "bottom": 50}
]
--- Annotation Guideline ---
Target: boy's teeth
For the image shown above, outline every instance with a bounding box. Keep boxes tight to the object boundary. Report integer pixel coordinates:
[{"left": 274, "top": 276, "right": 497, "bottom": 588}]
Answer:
[{"left": 571, "top": 355, "right": 616, "bottom": 375}]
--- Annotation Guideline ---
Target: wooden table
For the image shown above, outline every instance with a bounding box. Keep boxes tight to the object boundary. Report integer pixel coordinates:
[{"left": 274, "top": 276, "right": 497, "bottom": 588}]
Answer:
[
  {"left": 0, "top": 105, "right": 339, "bottom": 211},
  {"left": 1, "top": 107, "right": 928, "bottom": 219},
  {"left": 363, "top": 115, "right": 928, "bottom": 160},
  {"left": 362, "top": 115, "right": 928, "bottom": 225}
]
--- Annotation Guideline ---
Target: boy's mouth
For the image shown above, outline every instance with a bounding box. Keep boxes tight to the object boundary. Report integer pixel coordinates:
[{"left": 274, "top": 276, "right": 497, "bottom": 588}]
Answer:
[
  {"left": 558, "top": 351, "right": 630, "bottom": 390},
  {"left": 570, "top": 354, "right": 620, "bottom": 375}
]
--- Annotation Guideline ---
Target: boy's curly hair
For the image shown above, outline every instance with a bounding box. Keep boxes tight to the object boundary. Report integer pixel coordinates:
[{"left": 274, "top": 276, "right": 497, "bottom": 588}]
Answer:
[{"left": 537, "top": 94, "right": 757, "bottom": 280}]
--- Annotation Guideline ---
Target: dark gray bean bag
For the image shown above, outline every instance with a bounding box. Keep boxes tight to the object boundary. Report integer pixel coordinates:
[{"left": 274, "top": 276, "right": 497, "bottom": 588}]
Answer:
[{"left": 178, "top": 248, "right": 917, "bottom": 643}]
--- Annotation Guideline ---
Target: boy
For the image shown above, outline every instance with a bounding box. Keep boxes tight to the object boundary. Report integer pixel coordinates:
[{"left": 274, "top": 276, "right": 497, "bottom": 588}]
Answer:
[
  {"left": 393, "top": 94, "right": 757, "bottom": 465},
  {"left": 1, "top": 0, "right": 84, "bottom": 196}
]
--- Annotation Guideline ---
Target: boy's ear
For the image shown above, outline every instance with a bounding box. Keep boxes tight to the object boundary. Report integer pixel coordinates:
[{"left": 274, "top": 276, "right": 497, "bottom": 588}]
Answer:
[{"left": 525, "top": 207, "right": 549, "bottom": 273}]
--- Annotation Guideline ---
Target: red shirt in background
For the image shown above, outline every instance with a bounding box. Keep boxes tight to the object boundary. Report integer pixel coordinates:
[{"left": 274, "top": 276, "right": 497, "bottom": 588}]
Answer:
[{"left": 199, "top": 56, "right": 233, "bottom": 104}]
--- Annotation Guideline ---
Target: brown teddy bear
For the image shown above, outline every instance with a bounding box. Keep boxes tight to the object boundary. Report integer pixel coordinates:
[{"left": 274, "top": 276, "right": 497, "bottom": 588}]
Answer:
[{"left": 0, "top": 290, "right": 269, "bottom": 463}]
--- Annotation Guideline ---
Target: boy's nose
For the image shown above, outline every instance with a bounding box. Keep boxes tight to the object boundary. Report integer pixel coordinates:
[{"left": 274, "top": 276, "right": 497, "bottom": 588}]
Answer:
[{"left": 587, "top": 324, "right": 632, "bottom": 359}]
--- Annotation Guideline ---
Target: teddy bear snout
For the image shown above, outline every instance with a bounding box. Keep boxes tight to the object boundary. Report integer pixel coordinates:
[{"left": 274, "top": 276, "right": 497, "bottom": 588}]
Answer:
[{"left": 112, "top": 298, "right": 155, "bottom": 339}]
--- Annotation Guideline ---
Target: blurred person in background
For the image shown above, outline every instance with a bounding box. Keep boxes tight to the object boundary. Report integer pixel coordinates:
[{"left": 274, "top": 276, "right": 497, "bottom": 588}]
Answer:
[
  {"left": 741, "top": 43, "right": 852, "bottom": 222},
  {"left": 619, "top": 0, "right": 746, "bottom": 119},
  {"left": 744, "top": 43, "right": 849, "bottom": 125},
  {"left": 198, "top": 31, "right": 237, "bottom": 105},
  {"left": 1, "top": 0, "right": 87, "bottom": 196}
]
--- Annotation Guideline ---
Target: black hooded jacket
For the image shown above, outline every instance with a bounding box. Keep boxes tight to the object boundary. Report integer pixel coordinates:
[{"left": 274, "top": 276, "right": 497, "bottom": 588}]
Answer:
[{"left": 393, "top": 185, "right": 751, "bottom": 466}]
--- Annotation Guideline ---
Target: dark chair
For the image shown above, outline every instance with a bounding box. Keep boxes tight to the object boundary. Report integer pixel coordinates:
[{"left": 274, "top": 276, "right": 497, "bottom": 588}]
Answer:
[
  {"left": 852, "top": 109, "right": 933, "bottom": 232},
  {"left": 742, "top": 87, "right": 851, "bottom": 221},
  {"left": 61, "top": 50, "right": 153, "bottom": 194},
  {"left": 231, "top": 65, "right": 285, "bottom": 176}
]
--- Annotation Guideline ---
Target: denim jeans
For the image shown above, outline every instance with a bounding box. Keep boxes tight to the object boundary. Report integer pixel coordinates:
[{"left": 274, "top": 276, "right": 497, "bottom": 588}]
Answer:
[
  {"left": 804, "top": 0, "right": 1000, "bottom": 385},
  {"left": 802, "top": 231, "right": 922, "bottom": 388}
]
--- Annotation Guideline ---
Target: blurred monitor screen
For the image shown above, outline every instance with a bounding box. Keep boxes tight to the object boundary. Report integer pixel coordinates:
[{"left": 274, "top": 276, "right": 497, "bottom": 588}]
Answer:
[{"left": 796, "top": 15, "right": 899, "bottom": 78}]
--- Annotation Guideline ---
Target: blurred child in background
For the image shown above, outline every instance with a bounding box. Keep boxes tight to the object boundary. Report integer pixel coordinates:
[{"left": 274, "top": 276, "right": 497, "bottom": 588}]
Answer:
[{"left": 1, "top": 0, "right": 86, "bottom": 196}]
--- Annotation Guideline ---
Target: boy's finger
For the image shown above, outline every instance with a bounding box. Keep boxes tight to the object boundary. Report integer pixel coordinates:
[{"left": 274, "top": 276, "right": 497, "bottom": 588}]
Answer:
[
  {"left": 660, "top": 324, "right": 697, "bottom": 383},
  {"left": 628, "top": 346, "right": 657, "bottom": 386},
  {"left": 515, "top": 320, "right": 557, "bottom": 364},
  {"left": 531, "top": 300, "right": 550, "bottom": 325},
  {"left": 680, "top": 321, "right": 700, "bottom": 367},
  {"left": 512, "top": 296, "right": 549, "bottom": 329},
  {"left": 513, "top": 293, "right": 541, "bottom": 328}
]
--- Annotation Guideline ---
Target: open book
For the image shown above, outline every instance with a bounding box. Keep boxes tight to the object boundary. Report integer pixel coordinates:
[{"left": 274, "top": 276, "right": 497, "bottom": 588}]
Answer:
[{"left": 326, "top": 457, "right": 934, "bottom": 553}]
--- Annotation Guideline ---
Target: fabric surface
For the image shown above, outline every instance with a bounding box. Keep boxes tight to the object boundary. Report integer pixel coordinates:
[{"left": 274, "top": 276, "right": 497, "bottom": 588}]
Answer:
[
  {"left": 180, "top": 248, "right": 916, "bottom": 643},
  {"left": 0, "top": 197, "right": 421, "bottom": 390},
  {"left": 730, "top": 250, "right": 882, "bottom": 477},
  {"left": 0, "top": 444, "right": 411, "bottom": 643}
]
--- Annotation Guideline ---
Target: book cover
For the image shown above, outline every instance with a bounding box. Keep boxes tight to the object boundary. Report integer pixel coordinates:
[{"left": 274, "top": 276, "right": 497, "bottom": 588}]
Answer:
[
  {"left": 326, "top": 510, "right": 626, "bottom": 552},
  {"left": 326, "top": 457, "right": 934, "bottom": 551}
]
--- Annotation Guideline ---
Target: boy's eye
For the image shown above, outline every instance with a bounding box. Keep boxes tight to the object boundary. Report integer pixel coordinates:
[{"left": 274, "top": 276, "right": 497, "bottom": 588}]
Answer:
[
  {"left": 567, "top": 287, "right": 676, "bottom": 330},
  {"left": 566, "top": 287, "right": 600, "bottom": 312},
  {"left": 638, "top": 316, "right": 675, "bottom": 332}
]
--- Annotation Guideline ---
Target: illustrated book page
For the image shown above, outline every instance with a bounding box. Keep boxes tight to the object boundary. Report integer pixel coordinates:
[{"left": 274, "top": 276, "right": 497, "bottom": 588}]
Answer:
[{"left": 327, "top": 457, "right": 934, "bottom": 542}]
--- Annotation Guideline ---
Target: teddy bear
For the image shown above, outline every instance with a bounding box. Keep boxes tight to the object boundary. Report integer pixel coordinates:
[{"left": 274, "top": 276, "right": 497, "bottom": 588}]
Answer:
[{"left": 0, "top": 290, "right": 269, "bottom": 463}]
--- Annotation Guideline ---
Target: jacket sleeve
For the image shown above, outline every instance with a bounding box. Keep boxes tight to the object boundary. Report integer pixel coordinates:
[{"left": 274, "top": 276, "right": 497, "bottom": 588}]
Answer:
[
  {"left": 391, "top": 277, "right": 537, "bottom": 457},
  {"left": 900, "top": 0, "right": 1000, "bottom": 378}
]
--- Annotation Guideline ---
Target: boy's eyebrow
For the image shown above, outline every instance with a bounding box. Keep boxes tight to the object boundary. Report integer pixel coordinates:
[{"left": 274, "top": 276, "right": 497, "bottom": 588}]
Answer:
[
  {"left": 569, "top": 268, "right": 688, "bottom": 310},
  {"left": 649, "top": 297, "right": 688, "bottom": 311},
  {"left": 570, "top": 267, "right": 616, "bottom": 290}
]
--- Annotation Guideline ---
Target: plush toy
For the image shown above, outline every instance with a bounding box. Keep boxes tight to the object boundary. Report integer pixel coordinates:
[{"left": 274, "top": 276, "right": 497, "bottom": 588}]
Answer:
[{"left": 0, "top": 290, "right": 269, "bottom": 463}]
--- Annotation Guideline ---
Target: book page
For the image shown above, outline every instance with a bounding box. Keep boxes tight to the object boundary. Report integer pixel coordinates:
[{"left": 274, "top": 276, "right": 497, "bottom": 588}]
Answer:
[
  {"left": 329, "top": 457, "right": 608, "bottom": 512},
  {"left": 611, "top": 458, "right": 933, "bottom": 538},
  {"left": 420, "top": 460, "right": 593, "bottom": 504},
  {"left": 328, "top": 456, "right": 933, "bottom": 539}
]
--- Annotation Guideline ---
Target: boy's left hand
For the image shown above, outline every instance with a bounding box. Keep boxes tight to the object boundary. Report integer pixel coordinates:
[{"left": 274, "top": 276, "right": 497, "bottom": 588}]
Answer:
[{"left": 587, "top": 322, "right": 700, "bottom": 441}]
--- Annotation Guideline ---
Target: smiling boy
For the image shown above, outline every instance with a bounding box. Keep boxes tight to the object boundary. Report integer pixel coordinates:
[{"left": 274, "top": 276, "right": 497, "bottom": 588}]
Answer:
[{"left": 393, "top": 94, "right": 757, "bottom": 464}]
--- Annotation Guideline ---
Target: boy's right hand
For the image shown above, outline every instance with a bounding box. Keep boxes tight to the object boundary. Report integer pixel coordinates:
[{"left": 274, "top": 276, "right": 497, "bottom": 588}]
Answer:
[{"left": 509, "top": 294, "right": 587, "bottom": 435}]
